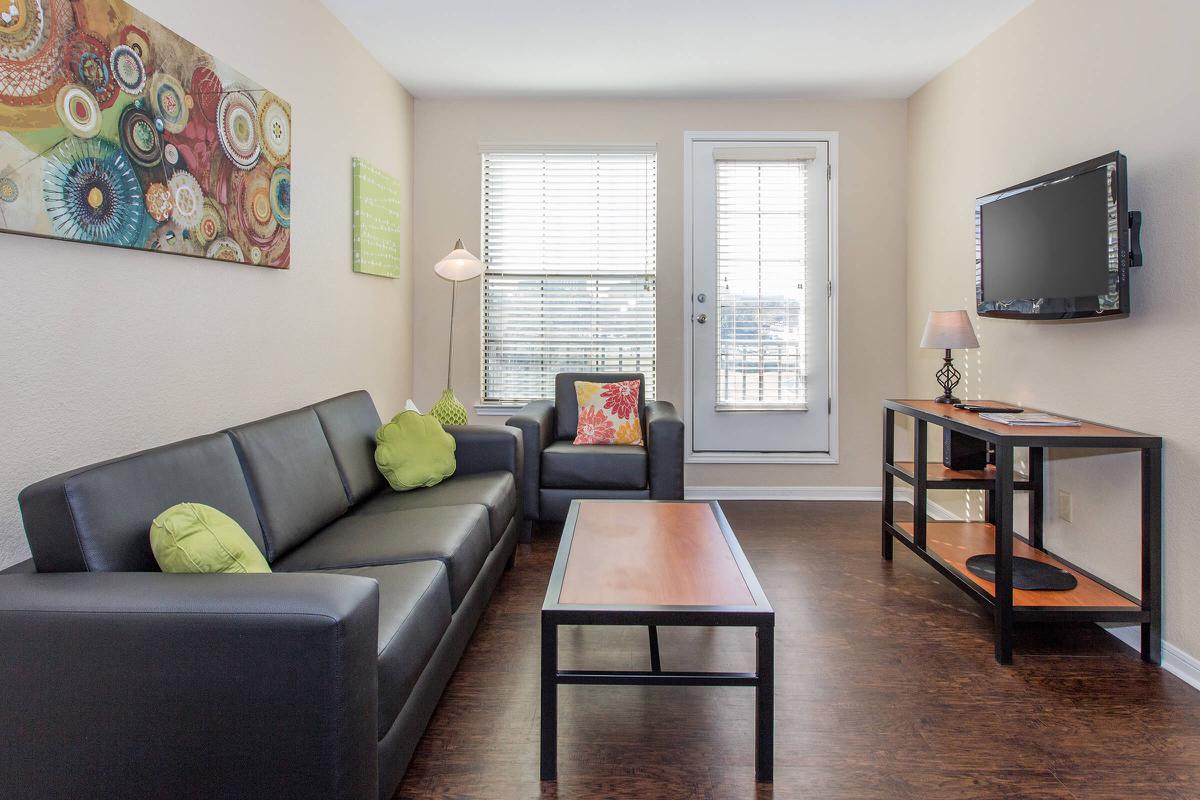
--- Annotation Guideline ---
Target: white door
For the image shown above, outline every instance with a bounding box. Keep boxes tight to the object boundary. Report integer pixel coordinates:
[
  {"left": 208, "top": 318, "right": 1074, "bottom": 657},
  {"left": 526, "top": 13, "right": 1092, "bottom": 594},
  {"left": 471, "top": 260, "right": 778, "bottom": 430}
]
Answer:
[{"left": 689, "top": 137, "right": 832, "bottom": 454}]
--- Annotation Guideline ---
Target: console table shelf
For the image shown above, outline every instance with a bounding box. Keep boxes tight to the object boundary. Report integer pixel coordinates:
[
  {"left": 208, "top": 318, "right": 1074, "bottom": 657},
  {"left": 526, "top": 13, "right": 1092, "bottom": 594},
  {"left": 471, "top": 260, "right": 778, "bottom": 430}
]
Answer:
[
  {"left": 892, "top": 521, "right": 1140, "bottom": 611},
  {"left": 882, "top": 399, "right": 1162, "bottom": 665},
  {"left": 890, "top": 461, "right": 1033, "bottom": 490}
]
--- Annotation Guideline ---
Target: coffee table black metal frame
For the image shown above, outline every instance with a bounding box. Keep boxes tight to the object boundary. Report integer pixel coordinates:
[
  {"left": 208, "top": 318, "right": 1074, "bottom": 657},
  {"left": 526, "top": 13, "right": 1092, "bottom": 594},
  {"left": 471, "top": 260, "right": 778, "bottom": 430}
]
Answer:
[{"left": 540, "top": 499, "right": 775, "bottom": 782}]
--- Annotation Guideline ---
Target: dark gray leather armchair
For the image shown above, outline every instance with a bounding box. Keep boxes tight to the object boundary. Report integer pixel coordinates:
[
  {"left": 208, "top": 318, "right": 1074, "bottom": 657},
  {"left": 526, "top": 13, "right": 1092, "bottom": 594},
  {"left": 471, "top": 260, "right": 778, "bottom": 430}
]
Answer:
[{"left": 507, "top": 372, "right": 684, "bottom": 522}]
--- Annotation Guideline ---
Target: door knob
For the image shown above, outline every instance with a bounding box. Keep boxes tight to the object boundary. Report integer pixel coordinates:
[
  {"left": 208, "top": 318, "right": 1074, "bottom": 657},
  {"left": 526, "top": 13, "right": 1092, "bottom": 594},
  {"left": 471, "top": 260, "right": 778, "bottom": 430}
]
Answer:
[{"left": 695, "top": 313, "right": 708, "bottom": 324}]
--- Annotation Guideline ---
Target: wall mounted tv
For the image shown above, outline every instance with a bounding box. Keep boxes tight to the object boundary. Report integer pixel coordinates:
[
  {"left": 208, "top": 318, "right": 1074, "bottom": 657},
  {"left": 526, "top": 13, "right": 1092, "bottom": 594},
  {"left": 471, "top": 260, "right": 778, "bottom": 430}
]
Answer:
[{"left": 976, "top": 151, "right": 1142, "bottom": 320}]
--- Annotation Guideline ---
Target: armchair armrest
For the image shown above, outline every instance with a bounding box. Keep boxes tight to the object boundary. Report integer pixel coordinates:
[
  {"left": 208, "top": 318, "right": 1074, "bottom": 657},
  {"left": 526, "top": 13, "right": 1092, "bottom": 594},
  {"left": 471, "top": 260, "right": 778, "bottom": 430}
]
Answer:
[
  {"left": 444, "top": 424, "right": 525, "bottom": 532},
  {"left": 645, "top": 400, "right": 685, "bottom": 500},
  {"left": 0, "top": 572, "right": 379, "bottom": 800},
  {"left": 507, "top": 400, "right": 555, "bottom": 521}
]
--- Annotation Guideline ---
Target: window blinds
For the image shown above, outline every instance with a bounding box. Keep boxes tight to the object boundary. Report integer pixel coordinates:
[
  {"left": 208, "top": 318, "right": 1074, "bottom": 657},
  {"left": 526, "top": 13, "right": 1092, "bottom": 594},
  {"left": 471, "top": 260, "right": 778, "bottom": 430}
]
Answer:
[
  {"left": 481, "top": 150, "right": 657, "bottom": 404},
  {"left": 714, "top": 157, "right": 809, "bottom": 408}
]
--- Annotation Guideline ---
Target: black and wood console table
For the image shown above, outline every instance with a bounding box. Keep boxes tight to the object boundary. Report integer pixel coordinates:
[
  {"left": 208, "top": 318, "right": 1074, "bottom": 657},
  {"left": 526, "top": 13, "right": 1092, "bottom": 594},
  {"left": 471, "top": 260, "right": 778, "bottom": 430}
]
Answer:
[{"left": 882, "top": 400, "right": 1162, "bottom": 665}]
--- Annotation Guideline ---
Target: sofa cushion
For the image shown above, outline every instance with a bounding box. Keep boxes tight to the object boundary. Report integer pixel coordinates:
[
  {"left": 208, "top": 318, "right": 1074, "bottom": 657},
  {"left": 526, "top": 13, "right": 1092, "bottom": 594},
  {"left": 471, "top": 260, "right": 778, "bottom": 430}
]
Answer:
[
  {"left": 273, "top": 506, "right": 490, "bottom": 610},
  {"left": 318, "top": 562, "right": 451, "bottom": 739},
  {"left": 541, "top": 441, "right": 647, "bottom": 490},
  {"left": 311, "top": 391, "right": 387, "bottom": 506},
  {"left": 355, "top": 471, "right": 515, "bottom": 547},
  {"left": 18, "top": 433, "right": 266, "bottom": 573},
  {"left": 228, "top": 408, "right": 350, "bottom": 562},
  {"left": 554, "top": 372, "right": 646, "bottom": 441}
]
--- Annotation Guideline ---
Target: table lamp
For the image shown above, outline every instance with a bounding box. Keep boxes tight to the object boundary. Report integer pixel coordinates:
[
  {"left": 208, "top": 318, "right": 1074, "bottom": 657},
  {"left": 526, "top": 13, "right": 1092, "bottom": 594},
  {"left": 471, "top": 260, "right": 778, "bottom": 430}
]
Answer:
[
  {"left": 920, "top": 310, "right": 979, "bottom": 404},
  {"left": 431, "top": 239, "right": 484, "bottom": 426}
]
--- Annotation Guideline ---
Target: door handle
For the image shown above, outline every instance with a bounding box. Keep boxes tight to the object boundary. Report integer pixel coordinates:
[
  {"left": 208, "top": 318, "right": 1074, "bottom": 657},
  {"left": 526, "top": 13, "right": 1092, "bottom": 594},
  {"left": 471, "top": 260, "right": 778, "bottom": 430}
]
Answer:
[{"left": 694, "top": 313, "right": 708, "bottom": 324}]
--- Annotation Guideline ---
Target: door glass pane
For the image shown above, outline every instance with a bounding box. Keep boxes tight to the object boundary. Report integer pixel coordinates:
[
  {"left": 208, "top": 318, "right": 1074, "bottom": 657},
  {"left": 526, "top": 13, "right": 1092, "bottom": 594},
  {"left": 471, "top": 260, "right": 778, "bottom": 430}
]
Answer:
[{"left": 714, "top": 159, "right": 808, "bottom": 409}]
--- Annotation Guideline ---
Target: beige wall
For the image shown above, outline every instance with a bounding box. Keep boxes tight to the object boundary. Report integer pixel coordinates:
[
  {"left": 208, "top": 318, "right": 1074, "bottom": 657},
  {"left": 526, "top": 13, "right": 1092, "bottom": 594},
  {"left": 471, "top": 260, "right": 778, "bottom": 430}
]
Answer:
[
  {"left": 0, "top": 0, "right": 414, "bottom": 567},
  {"left": 907, "top": 0, "right": 1200, "bottom": 658},
  {"left": 413, "top": 97, "right": 908, "bottom": 489}
]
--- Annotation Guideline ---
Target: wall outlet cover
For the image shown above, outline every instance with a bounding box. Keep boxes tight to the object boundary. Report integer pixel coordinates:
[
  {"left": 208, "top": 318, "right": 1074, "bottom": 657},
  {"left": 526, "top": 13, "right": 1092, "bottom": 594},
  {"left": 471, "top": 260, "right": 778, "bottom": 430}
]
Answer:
[{"left": 1057, "top": 489, "right": 1073, "bottom": 523}]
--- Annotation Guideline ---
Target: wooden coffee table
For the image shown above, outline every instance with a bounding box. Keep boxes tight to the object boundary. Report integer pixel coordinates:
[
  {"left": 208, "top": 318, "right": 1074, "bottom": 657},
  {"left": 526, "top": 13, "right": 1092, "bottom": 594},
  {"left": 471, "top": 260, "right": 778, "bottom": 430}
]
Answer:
[{"left": 540, "top": 500, "right": 775, "bottom": 782}]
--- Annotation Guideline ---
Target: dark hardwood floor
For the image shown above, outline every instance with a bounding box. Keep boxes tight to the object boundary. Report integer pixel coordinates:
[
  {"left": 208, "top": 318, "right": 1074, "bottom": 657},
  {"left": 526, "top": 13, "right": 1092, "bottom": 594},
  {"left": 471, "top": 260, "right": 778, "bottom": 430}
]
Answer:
[{"left": 394, "top": 501, "right": 1200, "bottom": 799}]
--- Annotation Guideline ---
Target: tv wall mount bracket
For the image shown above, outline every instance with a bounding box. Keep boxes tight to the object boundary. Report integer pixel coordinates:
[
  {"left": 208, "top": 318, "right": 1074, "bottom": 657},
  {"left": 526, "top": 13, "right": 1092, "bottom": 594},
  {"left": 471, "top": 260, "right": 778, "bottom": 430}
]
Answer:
[{"left": 1129, "top": 210, "right": 1143, "bottom": 267}]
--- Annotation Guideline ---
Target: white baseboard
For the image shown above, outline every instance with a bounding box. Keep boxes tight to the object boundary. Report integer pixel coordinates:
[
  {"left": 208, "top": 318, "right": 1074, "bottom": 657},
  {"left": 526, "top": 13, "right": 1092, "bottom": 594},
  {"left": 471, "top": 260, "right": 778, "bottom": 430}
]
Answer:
[
  {"left": 684, "top": 485, "right": 877, "bottom": 502},
  {"left": 893, "top": 488, "right": 959, "bottom": 521},
  {"left": 1101, "top": 626, "right": 1200, "bottom": 692},
  {"left": 683, "top": 485, "right": 958, "bottom": 521}
]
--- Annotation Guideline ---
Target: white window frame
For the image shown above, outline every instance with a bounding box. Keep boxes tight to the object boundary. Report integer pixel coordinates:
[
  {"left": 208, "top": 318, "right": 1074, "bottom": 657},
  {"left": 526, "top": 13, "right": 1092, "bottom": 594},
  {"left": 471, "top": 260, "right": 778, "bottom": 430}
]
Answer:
[
  {"left": 682, "top": 130, "right": 840, "bottom": 464},
  {"left": 474, "top": 143, "right": 658, "bottom": 413}
]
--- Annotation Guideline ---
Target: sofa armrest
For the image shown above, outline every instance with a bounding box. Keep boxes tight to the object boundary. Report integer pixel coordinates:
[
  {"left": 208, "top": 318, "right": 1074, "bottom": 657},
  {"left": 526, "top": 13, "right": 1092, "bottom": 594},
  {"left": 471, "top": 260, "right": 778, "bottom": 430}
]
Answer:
[
  {"left": 0, "top": 572, "right": 379, "bottom": 800},
  {"left": 506, "top": 400, "right": 555, "bottom": 521},
  {"left": 444, "top": 424, "right": 522, "bottom": 478},
  {"left": 445, "top": 424, "right": 525, "bottom": 531},
  {"left": 645, "top": 400, "right": 685, "bottom": 500}
]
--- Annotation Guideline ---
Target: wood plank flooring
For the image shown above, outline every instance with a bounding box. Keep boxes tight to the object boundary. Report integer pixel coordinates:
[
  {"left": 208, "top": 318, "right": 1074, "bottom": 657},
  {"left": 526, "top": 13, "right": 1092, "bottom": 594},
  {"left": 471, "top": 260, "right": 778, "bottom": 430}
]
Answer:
[{"left": 393, "top": 501, "right": 1200, "bottom": 799}]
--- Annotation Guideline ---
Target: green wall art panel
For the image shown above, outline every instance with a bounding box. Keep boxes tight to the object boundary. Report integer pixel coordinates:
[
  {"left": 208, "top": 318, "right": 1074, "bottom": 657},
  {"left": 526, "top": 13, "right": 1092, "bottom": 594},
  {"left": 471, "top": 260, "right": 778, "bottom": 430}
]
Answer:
[
  {"left": 352, "top": 157, "right": 401, "bottom": 278},
  {"left": 0, "top": 0, "right": 292, "bottom": 268}
]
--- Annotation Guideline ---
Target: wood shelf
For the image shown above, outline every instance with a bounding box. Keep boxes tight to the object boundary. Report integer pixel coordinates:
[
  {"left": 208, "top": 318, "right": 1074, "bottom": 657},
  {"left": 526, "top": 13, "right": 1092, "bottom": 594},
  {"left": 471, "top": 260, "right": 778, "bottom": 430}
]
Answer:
[
  {"left": 886, "top": 400, "right": 1161, "bottom": 447},
  {"left": 895, "top": 461, "right": 1030, "bottom": 485},
  {"left": 895, "top": 521, "right": 1138, "bottom": 609}
]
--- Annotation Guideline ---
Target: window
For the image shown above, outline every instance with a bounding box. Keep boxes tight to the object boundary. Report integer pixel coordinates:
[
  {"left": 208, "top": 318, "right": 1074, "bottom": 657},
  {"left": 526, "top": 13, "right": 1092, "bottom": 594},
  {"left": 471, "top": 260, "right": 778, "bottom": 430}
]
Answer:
[
  {"left": 714, "top": 153, "right": 810, "bottom": 409},
  {"left": 480, "top": 148, "right": 657, "bottom": 405}
]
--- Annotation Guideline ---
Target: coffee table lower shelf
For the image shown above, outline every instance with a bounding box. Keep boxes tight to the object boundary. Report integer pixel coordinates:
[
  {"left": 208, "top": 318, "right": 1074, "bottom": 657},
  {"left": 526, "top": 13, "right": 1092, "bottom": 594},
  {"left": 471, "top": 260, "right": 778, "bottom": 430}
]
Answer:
[{"left": 885, "top": 520, "right": 1147, "bottom": 622}]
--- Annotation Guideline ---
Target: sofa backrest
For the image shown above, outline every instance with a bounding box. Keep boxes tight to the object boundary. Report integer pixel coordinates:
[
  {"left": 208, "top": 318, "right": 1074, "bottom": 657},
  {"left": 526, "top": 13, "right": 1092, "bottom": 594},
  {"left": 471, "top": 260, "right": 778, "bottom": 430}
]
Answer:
[
  {"left": 228, "top": 408, "right": 350, "bottom": 562},
  {"left": 553, "top": 372, "right": 648, "bottom": 441},
  {"left": 19, "top": 434, "right": 267, "bottom": 573},
  {"left": 311, "top": 391, "right": 386, "bottom": 506}
]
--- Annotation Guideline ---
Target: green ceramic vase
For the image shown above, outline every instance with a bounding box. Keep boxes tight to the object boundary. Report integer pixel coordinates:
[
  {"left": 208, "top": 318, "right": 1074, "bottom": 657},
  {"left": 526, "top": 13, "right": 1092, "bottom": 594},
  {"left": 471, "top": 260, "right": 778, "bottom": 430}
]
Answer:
[{"left": 430, "top": 388, "right": 468, "bottom": 426}]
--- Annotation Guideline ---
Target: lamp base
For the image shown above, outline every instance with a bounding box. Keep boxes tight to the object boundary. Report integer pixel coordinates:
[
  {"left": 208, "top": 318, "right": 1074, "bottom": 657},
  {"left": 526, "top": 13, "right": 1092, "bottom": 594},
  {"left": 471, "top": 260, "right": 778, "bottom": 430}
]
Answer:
[
  {"left": 430, "top": 388, "right": 468, "bottom": 426},
  {"left": 934, "top": 395, "right": 960, "bottom": 405}
]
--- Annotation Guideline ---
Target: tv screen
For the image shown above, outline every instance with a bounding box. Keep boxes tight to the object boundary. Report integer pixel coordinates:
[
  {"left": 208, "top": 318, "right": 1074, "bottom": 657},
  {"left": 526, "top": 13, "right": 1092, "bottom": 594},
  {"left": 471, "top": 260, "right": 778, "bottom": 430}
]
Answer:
[{"left": 976, "top": 152, "right": 1132, "bottom": 320}]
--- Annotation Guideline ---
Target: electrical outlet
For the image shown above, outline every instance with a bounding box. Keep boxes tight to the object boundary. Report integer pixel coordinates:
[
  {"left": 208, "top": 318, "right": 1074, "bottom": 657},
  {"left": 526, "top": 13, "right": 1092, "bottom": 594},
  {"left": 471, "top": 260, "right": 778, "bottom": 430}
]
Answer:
[{"left": 1057, "top": 489, "right": 1073, "bottom": 523}]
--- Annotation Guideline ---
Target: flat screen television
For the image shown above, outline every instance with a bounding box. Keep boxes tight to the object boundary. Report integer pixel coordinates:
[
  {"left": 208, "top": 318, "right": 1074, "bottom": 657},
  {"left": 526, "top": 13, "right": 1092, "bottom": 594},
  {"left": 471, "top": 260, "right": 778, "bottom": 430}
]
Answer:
[{"left": 976, "top": 152, "right": 1141, "bottom": 320}]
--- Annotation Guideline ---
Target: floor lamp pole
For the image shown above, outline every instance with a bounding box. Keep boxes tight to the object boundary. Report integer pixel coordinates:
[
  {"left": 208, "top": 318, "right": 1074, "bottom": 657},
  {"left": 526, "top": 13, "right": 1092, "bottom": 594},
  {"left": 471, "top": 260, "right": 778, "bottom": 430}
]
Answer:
[{"left": 446, "top": 279, "right": 456, "bottom": 390}]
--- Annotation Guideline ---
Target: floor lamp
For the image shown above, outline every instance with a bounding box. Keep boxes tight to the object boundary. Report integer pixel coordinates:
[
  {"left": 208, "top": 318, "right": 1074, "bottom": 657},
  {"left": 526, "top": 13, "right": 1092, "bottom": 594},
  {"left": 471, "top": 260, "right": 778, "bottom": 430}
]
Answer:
[{"left": 430, "top": 239, "right": 484, "bottom": 426}]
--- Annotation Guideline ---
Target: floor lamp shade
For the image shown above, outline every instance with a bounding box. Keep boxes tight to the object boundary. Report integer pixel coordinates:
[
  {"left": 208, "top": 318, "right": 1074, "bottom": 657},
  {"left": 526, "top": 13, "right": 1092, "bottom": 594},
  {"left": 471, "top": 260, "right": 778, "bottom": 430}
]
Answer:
[{"left": 434, "top": 239, "right": 483, "bottom": 281}]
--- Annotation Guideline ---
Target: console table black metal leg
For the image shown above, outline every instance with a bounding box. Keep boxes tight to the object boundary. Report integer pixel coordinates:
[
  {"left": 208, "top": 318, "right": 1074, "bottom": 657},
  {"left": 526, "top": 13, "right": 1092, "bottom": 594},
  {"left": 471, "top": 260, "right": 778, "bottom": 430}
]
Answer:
[
  {"left": 648, "top": 625, "right": 662, "bottom": 672},
  {"left": 914, "top": 419, "right": 928, "bottom": 549},
  {"left": 540, "top": 616, "right": 558, "bottom": 780},
  {"left": 882, "top": 408, "right": 895, "bottom": 560},
  {"left": 1029, "top": 447, "right": 1045, "bottom": 550},
  {"left": 755, "top": 624, "right": 774, "bottom": 783},
  {"left": 1141, "top": 447, "right": 1162, "bottom": 664},
  {"left": 993, "top": 445, "right": 1015, "bottom": 664}
]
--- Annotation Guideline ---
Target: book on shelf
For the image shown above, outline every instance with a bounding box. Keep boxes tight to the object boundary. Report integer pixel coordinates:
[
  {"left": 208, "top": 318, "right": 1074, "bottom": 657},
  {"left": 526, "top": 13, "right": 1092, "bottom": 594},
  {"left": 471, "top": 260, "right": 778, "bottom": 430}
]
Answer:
[{"left": 978, "top": 412, "right": 1081, "bottom": 427}]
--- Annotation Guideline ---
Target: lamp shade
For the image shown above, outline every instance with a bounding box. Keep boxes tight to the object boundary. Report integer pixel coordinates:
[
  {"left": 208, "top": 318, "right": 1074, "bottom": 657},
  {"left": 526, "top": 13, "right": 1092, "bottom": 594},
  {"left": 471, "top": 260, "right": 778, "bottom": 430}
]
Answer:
[
  {"left": 434, "top": 239, "right": 484, "bottom": 281},
  {"left": 920, "top": 310, "right": 980, "bottom": 349}
]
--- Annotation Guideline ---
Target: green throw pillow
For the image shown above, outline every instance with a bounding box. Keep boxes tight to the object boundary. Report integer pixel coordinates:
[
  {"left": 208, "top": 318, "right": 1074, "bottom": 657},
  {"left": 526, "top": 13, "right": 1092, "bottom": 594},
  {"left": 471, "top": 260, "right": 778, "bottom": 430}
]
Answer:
[
  {"left": 375, "top": 410, "right": 456, "bottom": 491},
  {"left": 149, "top": 503, "right": 271, "bottom": 574}
]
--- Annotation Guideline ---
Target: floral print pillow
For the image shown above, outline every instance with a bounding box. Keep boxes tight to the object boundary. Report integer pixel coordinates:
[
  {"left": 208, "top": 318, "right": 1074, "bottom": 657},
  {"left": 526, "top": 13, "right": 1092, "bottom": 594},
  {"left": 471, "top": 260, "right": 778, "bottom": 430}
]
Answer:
[{"left": 573, "top": 380, "right": 644, "bottom": 446}]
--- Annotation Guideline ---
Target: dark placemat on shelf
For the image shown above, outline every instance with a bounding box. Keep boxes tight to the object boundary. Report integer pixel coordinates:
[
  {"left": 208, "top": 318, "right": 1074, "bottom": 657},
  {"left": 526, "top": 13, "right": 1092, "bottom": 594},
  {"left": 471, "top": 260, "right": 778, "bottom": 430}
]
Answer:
[{"left": 965, "top": 554, "right": 1078, "bottom": 591}]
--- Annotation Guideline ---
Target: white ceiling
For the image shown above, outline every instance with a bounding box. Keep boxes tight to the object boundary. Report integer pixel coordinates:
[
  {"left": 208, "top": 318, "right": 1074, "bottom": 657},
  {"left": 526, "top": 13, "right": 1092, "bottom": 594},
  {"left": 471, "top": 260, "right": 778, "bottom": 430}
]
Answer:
[{"left": 320, "top": 0, "right": 1031, "bottom": 99}]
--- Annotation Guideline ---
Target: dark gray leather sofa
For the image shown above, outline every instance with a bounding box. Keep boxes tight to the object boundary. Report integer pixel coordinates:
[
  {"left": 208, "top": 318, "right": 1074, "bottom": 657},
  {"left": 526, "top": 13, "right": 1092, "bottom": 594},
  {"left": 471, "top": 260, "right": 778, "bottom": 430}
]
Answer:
[
  {"left": 507, "top": 372, "right": 684, "bottom": 522},
  {"left": 0, "top": 390, "right": 522, "bottom": 800}
]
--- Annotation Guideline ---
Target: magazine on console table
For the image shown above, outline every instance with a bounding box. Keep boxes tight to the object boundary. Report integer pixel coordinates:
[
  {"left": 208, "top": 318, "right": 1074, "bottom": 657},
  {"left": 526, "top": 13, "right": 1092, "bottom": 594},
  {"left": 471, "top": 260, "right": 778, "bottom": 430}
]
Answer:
[{"left": 978, "top": 412, "right": 1081, "bottom": 427}]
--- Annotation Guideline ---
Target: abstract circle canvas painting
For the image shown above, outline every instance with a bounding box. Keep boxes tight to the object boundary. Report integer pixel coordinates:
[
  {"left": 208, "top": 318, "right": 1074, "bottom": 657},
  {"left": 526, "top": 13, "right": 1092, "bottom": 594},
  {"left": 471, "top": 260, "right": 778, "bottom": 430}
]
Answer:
[{"left": 0, "top": 0, "right": 292, "bottom": 268}]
